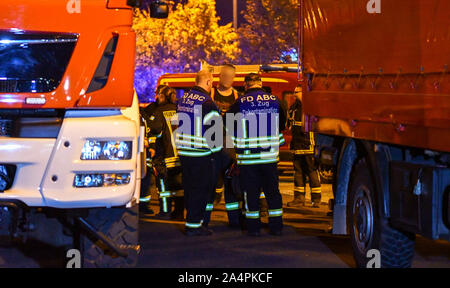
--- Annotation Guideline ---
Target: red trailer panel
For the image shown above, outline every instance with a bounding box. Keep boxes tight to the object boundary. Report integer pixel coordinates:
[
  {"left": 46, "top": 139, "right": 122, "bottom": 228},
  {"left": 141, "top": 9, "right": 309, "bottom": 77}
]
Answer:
[{"left": 302, "top": 0, "right": 450, "bottom": 152}]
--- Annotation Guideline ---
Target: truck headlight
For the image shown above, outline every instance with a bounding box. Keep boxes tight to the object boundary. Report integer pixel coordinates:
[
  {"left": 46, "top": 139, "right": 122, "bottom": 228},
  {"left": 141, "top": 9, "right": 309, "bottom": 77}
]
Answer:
[
  {"left": 81, "top": 140, "right": 132, "bottom": 160},
  {"left": 73, "top": 173, "right": 131, "bottom": 188}
]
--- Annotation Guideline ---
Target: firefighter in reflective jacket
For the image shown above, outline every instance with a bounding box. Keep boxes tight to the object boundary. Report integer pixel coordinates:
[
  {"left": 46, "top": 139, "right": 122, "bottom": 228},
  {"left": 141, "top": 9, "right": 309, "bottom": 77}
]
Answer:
[
  {"left": 175, "top": 70, "right": 222, "bottom": 236},
  {"left": 148, "top": 86, "right": 184, "bottom": 220},
  {"left": 286, "top": 84, "right": 322, "bottom": 208},
  {"left": 228, "top": 73, "right": 286, "bottom": 236}
]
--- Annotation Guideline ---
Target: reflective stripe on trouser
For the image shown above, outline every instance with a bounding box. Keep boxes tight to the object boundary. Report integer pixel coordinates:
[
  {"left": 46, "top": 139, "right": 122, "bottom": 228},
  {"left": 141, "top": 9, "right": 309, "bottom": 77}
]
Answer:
[
  {"left": 158, "top": 178, "right": 171, "bottom": 213},
  {"left": 293, "top": 154, "right": 321, "bottom": 193},
  {"left": 222, "top": 174, "right": 241, "bottom": 225},
  {"left": 240, "top": 163, "right": 283, "bottom": 233},
  {"left": 203, "top": 203, "right": 214, "bottom": 227}
]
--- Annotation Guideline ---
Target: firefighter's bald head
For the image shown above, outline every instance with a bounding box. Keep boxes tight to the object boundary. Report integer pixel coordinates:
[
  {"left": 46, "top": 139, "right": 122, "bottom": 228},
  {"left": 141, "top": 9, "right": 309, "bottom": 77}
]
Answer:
[{"left": 196, "top": 70, "right": 213, "bottom": 93}]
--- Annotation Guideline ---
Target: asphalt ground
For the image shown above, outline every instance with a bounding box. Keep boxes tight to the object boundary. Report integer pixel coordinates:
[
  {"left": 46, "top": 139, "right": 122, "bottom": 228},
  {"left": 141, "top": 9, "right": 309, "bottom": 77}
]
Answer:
[{"left": 0, "top": 179, "right": 448, "bottom": 268}]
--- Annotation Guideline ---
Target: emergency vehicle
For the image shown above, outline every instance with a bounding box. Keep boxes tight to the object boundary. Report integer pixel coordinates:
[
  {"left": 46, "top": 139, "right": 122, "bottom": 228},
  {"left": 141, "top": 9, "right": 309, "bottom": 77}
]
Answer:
[
  {"left": 0, "top": 0, "right": 168, "bottom": 267},
  {"left": 155, "top": 65, "right": 328, "bottom": 178},
  {"left": 300, "top": 0, "right": 450, "bottom": 267}
]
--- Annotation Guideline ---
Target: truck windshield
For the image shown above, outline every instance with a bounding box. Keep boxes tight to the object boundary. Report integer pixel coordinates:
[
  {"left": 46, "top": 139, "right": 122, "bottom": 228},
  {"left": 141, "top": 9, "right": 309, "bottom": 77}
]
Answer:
[{"left": 0, "top": 31, "right": 78, "bottom": 93}]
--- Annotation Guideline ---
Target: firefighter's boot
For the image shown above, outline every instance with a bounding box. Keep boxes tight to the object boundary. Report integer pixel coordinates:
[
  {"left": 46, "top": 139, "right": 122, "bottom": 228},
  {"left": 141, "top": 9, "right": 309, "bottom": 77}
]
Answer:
[
  {"left": 287, "top": 192, "right": 306, "bottom": 207},
  {"left": 139, "top": 202, "right": 154, "bottom": 215},
  {"left": 155, "top": 197, "right": 172, "bottom": 220}
]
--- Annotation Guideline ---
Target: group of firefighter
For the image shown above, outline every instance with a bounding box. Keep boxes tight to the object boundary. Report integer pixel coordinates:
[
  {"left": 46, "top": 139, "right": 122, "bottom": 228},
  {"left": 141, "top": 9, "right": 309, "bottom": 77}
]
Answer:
[{"left": 139, "top": 64, "right": 322, "bottom": 237}]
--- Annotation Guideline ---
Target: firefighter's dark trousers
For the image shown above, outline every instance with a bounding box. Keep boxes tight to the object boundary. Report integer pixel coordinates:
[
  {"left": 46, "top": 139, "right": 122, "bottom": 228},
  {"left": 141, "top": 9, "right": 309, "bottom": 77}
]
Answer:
[
  {"left": 293, "top": 154, "right": 321, "bottom": 199},
  {"left": 156, "top": 166, "right": 183, "bottom": 213},
  {"left": 206, "top": 151, "right": 241, "bottom": 226},
  {"left": 180, "top": 154, "right": 219, "bottom": 230},
  {"left": 239, "top": 163, "right": 283, "bottom": 233},
  {"left": 206, "top": 173, "right": 241, "bottom": 226}
]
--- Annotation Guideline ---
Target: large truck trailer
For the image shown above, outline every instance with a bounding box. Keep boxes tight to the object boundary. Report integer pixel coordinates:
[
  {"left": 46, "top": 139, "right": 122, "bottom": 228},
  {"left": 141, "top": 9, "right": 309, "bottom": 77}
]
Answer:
[
  {"left": 300, "top": 0, "right": 450, "bottom": 267},
  {"left": 0, "top": 0, "right": 168, "bottom": 267}
]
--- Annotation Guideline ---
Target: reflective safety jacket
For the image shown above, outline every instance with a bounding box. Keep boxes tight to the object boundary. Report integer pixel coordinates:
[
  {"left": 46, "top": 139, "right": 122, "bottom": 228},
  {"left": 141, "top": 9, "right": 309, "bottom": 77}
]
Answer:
[
  {"left": 148, "top": 102, "right": 180, "bottom": 168},
  {"left": 175, "top": 86, "right": 222, "bottom": 157},
  {"left": 288, "top": 99, "right": 315, "bottom": 155},
  {"left": 141, "top": 102, "right": 159, "bottom": 147},
  {"left": 228, "top": 88, "right": 286, "bottom": 165}
]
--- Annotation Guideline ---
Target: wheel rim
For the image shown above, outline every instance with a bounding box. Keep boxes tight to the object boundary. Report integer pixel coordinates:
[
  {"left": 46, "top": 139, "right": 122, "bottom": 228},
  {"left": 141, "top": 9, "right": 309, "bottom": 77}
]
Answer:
[{"left": 352, "top": 185, "right": 374, "bottom": 254}]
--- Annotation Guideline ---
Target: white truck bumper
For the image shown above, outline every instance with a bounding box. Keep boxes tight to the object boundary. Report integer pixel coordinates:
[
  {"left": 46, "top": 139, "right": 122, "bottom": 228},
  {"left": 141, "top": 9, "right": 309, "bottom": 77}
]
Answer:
[{"left": 0, "top": 111, "right": 140, "bottom": 209}]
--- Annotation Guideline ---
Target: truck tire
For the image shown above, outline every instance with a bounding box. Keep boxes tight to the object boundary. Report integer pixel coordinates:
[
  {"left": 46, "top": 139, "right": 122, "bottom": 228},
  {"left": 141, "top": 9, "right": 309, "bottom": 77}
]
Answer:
[
  {"left": 82, "top": 205, "right": 139, "bottom": 268},
  {"left": 348, "top": 159, "right": 415, "bottom": 268}
]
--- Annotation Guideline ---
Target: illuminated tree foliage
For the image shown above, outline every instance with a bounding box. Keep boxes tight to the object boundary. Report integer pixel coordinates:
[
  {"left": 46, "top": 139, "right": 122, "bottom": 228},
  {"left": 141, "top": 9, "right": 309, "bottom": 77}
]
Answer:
[
  {"left": 133, "top": 0, "right": 240, "bottom": 101},
  {"left": 238, "top": 0, "right": 299, "bottom": 64}
]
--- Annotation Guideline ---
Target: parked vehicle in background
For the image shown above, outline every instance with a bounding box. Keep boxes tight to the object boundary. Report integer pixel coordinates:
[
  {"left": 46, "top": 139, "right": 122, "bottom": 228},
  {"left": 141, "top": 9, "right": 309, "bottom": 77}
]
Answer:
[
  {"left": 0, "top": 0, "right": 168, "bottom": 267},
  {"left": 300, "top": 0, "right": 450, "bottom": 267},
  {"left": 155, "top": 64, "right": 335, "bottom": 183}
]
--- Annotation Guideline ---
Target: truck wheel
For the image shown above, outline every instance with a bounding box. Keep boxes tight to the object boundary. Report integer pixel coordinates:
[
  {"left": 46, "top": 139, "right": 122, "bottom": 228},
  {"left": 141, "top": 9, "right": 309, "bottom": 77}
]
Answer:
[
  {"left": 82, "top": 205, "right": 139, "bottom": 268},
  {"left": 348, "top": 159, "right": 415, "bottom": 268}
]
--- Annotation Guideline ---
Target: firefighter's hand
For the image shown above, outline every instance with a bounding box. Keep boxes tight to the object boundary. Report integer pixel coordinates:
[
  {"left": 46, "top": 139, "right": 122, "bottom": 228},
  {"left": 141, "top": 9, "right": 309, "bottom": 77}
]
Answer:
[
  {"left": 144, "top": 138, "right": 149, "bottom": 148},
  {"left": 149, "top": 148, "right": 156, "bottom": 158}
]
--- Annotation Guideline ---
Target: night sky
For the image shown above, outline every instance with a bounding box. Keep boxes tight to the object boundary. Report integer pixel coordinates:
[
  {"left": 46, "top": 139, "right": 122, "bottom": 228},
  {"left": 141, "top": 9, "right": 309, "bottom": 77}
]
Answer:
[{"left": 215, "top": 0, "right": 247, "bottom": 27}]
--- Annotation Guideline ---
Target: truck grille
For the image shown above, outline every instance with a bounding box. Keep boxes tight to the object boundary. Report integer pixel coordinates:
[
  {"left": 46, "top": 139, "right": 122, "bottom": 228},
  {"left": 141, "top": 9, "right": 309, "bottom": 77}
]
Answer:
[
  {"left": 0, "top": 119, "right": 13, "bottom": 136},
  {"left": 0, "top": 30, "right": 78, "bottom": 93}
]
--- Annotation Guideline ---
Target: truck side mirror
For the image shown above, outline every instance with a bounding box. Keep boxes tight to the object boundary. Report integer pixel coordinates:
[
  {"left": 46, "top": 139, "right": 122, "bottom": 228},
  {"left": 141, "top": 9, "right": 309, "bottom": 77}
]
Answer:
[
  {"left": 150, "top": 1, "right": 169, "bottom": 19},
  {"left": 126, "top": 0, "right": 142, "bottom": 8}
]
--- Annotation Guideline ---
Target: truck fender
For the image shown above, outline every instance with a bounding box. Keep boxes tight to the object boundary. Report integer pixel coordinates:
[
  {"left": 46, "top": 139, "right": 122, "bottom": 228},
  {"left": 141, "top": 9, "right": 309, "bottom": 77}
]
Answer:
[
  {"left": 362, "top": 142, "right": 391, "bottom": 219},
  {"left": 332, "top": 139, "right": 358, "bottom": 234},
  {"left": 332, "top": 139, "right": 392, "bottom": 234}
]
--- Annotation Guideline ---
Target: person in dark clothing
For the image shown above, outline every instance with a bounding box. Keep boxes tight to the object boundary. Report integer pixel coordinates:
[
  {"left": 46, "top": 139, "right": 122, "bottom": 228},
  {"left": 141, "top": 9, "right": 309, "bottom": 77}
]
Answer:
[
  {"left": 148, "top": 86, "right": 184, "bottom": 220},
  {"left": 175, "top": 70, "right": 222, "bottom": 236},
  {"left": 227, "top": 73, "right": 286, "bottom": 236},
  {"left": 211, "top": 64, "right": 240, "bottom": 116},
  {"left": 139, "top": 84, "right": 168, "bottom": 214},
  {"left": 280, "top": 91, "right": 293, "bottom": 123},
  {"left": 286, "top": 84, "right": 322, "bottom": 208},
  {"left": 207, "top": 64, "right": 243, "bottom": 228}
]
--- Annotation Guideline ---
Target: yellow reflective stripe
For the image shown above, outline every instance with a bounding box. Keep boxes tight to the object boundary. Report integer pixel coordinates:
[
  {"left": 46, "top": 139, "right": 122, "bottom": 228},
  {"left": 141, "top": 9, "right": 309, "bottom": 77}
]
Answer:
[
  {"left": 235, "top": 141, "right": 281, "bottom": 149},
  {"left": 185, "top": 222, "right": 202, "bottom": 228},
  {"left": 233, "top": 135, "right": 281, "bottom": 143},
  {"left": 268, "top": 209, "right": 283, "bottom": 217},
  {"left": 203, "top": 111, "right": 221, "bottom": 124},
  {"left": 206, "top": 203, "right": 214, "bottom": 211},
  {"left": 225, "top": 202, "right": 239, "bottom": 210},
  {"left": 246, "top": 211, "right": 260, "bottom": 219},
  {"left": 294, "top": 147, "right": 314, "bottom": 154},
  {"left": 237, "top": 151, "right": 279, "bottom": 159},
  {"left": 176, "top": 134, "right": 208, "bottom": 142},
  {"left": 178, "top": 150, "right": 212, "bottom": 157},
  {"left": 160, "top": 77, "right": 289, "bottom": 85},
  {"left": 195, "top": 116, "right": 202, "bottom": 137},
  {"left": 176, "top": 139, "right": 210, "bottom": 148},
  {"left": 237, "top": 158, "right": 279, "bottom": 165}
]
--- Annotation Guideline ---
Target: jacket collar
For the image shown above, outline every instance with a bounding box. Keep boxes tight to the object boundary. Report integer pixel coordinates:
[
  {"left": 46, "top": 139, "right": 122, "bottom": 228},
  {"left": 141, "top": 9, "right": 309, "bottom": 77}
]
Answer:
[
  {"left": 191, "top": 86, "right": 210, "bottom": 96},
  {"left": 245, "top": 87, "right": 265, "bottom": 94}
]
